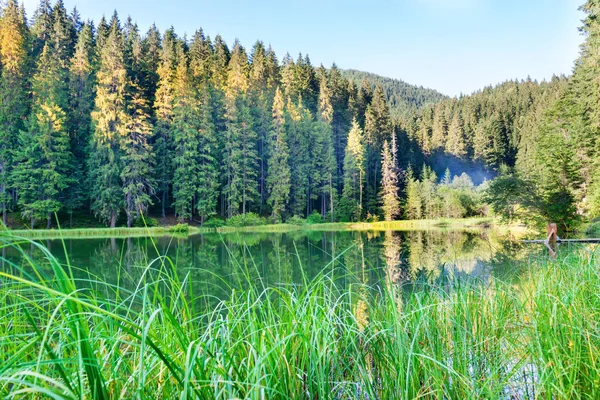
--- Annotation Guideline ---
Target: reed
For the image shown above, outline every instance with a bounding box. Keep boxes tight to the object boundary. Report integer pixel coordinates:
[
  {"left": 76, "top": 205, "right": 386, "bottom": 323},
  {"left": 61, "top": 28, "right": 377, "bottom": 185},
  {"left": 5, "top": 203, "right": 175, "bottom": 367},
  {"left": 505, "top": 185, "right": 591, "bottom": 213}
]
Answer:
[{"left": 0, "top": 235, "right": 598, "bottom": 399}]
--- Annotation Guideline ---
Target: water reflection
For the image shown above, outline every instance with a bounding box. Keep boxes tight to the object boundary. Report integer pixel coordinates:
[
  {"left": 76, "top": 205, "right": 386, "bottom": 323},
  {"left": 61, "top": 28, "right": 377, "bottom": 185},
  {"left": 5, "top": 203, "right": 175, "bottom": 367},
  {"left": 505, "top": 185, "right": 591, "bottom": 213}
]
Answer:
[{"left": 3, "top": 229, "right": 535, "bottom": 301}]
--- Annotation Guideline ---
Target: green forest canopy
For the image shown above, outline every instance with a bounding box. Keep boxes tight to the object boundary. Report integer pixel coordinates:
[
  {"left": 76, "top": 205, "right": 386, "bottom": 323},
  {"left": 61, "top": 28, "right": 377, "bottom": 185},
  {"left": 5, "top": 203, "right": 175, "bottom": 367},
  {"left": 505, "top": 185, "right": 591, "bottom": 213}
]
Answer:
[
  {"left": 0, "top": 0, "right": 598, "bottom": 229},
  {"left": 340, "top": 69, "right": 448, "bottom": 119}
]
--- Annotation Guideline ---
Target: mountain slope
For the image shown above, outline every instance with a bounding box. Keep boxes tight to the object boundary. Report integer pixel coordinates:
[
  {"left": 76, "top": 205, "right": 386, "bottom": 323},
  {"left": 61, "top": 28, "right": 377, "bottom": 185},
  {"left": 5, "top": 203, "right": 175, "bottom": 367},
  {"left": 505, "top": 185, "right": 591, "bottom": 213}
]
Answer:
[{"left": 341, "top": 69, "right": 447, "bottom": 119}]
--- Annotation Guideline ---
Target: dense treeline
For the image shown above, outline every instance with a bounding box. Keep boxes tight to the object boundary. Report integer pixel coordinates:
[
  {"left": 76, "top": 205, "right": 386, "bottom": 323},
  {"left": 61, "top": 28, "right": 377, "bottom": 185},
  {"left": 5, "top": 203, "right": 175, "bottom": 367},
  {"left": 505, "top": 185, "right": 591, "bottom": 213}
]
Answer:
[
  {"left": 481, "top": 0, "right": 600, "bottom": 230},
  {"left": 341, "top": 69, "right": 447, "bottom": 119},
  {"left": 0, "top": 0, "right": 426, "bottom": 228},
  {"left": 403, "top": 78, "right": 567, "bottom": 174},
  {"left": 1, "top": 0, "right": 598, "bottom": 230}
]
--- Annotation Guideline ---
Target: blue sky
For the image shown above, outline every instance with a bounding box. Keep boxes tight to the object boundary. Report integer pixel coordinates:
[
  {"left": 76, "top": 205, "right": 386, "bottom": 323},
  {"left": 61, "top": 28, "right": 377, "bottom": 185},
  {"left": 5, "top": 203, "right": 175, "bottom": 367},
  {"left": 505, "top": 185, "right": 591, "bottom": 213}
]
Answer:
[{"left": 21, "top": 0, "right": 584, "bottom": 96}]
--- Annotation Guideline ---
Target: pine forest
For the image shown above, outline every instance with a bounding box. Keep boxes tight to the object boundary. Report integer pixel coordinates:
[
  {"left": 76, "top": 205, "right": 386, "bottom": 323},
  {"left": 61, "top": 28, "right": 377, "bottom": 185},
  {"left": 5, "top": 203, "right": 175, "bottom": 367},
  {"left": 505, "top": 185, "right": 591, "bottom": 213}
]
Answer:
[{"left": 1, "top": 0, "right": 599, "bottom": 231}]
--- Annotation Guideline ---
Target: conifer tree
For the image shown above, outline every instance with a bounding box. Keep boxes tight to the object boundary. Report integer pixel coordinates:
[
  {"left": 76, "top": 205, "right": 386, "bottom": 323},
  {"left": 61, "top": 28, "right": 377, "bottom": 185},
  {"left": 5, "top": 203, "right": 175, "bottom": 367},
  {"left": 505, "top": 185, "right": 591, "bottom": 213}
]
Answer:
[
  {"left": 446, "top": 111, "right": 466, "bottom": 157},
  {"left": 31, "top": 0, "right": 53, "bottom": 56},
  {"left": 421, "top": 166, "right": 439, "bottom": 219},
  {"left": 89, "top": 20, "right": 128, "bottom": 227},
  {"left": 329, "top": 64, "right": 351, "bottom": 192},
  {"left": 286, "top": 98, "right": 313, "bottom": 216},
  {"left": 189, "top": 28, "right": 213, "bottom": 84},
  {"left": 380, "top": 139, "right": 401, "bottom": 221},
  {"left": 13, "top": 43, "right": 74, "bottom": 229},
  {"left": 210, "top": 35, "right": 230, "bottom": 216},
  {"left": 211, "top": 34, "right": 230, "bottom": 92},
  {"left": 69, "top": 22, "right": 95, "bottom": 167},
  {"left": 0, "top": 0, "right": 28, "bottom": 225},
  {"left": 50, "top": 0, "right": 75, "bottom": 63},
  {"left": 139, "top": 24, "right": 162, "bottom": 106},
  {"left": 223, "top": 40, "right": 258, "bottom": 216},
  {"left": 189, "top": 31, "right": 220, "bottom": 223},
  {"left": 364, "top": 84, "right": 392, "bottom": 216},
  {"left": 121, "top": 20, "right": 155, "bottom": 228},
  {"left": 405, "top": 167, "right": 422, "bottom": 220},
  {"left": 340, "top": 118, "right": 366, "bottom": 221},
  {"left": 430, "top": 104, "right": 447, "bottom": 151},
  {"left": 249, "top": 41, "right": 276, "bottom": 214},
  {"left": 153, "top": 29, "right": 178, "bottom": 217},
  {"left": 195, "top": 86, "right": 220, "bottom": 224},
  {"left": 314, "top": 73, "right": 337, "bottom": 218},
  {"left": 172, "top": 45, "right": 200, "bottom": 222},
  {"left": 267, "top": 87, "right": 291, "bottom": 221},
  {"left": 95, "top": 16, "right": 109, "bottom": 50},
  {"left": 121, "top": 88, "right": 155, "bottom": 227},
  {"left": 65, "top": 22, "right": 95, "bottom": 223}
]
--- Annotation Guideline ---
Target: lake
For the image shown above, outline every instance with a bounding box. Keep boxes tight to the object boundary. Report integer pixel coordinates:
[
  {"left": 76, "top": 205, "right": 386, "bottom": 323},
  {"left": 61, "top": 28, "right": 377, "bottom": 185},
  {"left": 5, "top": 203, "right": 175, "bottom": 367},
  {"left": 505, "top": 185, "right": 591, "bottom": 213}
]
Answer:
[{"left": 2, "top": 227, "right": 541, "bottom": 304}]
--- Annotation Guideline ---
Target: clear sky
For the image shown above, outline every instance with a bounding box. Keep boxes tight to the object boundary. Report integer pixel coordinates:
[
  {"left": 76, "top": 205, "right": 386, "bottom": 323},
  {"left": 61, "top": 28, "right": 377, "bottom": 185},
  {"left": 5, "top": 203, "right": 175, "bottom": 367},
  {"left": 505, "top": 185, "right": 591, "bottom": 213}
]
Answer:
[{"left": 21, "top": 0, "right": 584, "bottom": 97}]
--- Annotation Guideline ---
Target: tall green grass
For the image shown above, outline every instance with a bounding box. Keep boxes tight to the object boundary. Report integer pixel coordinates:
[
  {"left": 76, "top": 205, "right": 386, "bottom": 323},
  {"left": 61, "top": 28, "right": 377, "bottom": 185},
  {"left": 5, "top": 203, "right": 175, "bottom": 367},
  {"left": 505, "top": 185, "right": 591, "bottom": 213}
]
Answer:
[{"left": 0, "top": 236, "right": 599, "bottom": 399}]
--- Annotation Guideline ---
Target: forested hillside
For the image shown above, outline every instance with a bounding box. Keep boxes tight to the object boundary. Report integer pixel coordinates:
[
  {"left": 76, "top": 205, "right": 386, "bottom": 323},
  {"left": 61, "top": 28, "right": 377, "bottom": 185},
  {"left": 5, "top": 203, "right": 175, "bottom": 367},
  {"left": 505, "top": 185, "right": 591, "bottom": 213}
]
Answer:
[
  {"left": 0, "top": 0, "right": 411, "bottom": 228},
  {"left": 0, "top": 0, "right": 597, "bottom": 230},
  {"left": 402, "top": 77, "right": 568, "bottom": 175},
  {"left": 341, "top": 69, "right": 447, "bottom": 119},
  {"left": 405, "top": 0, "right": 600, "bottom": 230}
]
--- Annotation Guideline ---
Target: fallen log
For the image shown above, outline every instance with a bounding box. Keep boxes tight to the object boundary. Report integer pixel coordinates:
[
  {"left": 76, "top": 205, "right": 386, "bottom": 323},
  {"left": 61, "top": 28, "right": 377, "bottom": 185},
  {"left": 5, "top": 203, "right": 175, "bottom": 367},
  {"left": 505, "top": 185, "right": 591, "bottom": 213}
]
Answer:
[{"left": 523, "top": 238, "right": 600, "bottom": 244}]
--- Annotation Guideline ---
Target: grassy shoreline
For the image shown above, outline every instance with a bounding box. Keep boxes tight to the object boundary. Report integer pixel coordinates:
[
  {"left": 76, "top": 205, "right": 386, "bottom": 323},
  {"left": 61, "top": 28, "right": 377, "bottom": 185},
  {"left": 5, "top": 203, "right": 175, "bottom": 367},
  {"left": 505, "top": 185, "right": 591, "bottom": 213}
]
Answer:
[
  {"left": 0, "top": 217, "right": 528, "bottom": 239},
  {"left": 0, "top": 225, "right": 213, "bottom": 240},
  {"left": 0, "top": 236, "right": 597, "bottom": 398}
]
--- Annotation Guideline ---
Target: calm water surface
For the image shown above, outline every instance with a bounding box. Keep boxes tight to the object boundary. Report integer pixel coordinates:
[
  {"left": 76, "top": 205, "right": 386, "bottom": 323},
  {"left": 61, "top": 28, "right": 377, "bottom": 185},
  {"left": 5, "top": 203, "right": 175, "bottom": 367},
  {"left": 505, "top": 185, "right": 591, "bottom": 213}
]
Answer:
[{"left": 2, "top": 229, "right": 547, "bottom": 300}]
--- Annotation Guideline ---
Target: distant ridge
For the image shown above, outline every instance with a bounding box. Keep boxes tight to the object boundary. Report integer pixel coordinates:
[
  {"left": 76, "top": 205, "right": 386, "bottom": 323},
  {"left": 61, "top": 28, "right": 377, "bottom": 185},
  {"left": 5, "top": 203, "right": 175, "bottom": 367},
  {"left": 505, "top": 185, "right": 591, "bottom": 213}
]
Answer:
[{"left": 341, "top": 69, "right": 448, "bottom": 119}]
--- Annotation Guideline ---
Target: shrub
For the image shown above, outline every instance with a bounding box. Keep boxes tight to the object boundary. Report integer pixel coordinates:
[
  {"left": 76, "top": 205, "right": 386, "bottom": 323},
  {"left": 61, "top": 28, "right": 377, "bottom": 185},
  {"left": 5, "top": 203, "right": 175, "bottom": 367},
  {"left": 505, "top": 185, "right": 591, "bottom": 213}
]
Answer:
[
  {"left": 134, "top": 217, "right": 159, "bottom": 228},
  {"left": 204, "top": 218, "right": 225, "bottom": 228},
  {"left": 226, "top": 213, "right": 269, "bottom": 227},
  {"left": 286, "top": 215, "right": 306, "bottom": 225},
  {"left": 168, "top": 223, "right": 189, "bottom": 233},
  {"left": 306, "top": 211, "right": 323, "bottom": 224}
]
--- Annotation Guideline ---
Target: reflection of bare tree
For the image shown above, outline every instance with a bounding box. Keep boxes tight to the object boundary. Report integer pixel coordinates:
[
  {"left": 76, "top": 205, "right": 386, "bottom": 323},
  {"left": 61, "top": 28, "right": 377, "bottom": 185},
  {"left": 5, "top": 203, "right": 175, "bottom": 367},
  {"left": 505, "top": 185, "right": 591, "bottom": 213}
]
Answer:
[{"left": 383, "top": 230, "right": 408, "bottom": 286}]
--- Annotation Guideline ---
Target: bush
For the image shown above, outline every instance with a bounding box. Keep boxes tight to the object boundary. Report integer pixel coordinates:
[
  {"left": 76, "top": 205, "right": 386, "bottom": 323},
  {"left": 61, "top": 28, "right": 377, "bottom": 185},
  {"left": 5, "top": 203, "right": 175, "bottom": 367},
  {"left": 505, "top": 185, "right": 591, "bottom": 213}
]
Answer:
[
  {"left": 133, "top": 217, "right": 159, "bottom": 228},
  {"left": 168, "top": 223, "right": 189, "bottom": 233},
  {"left": 226, "top": 213, "right": 269, "bottom": 227},
  {"left": 204, "top": 218, "right": 225, "bottom": 228},
  {"left": 306, "top": 211, "right": 323, "bottom": 224},
  {"left": 286, "top": 215, "right": 306, "bottom": 225}
]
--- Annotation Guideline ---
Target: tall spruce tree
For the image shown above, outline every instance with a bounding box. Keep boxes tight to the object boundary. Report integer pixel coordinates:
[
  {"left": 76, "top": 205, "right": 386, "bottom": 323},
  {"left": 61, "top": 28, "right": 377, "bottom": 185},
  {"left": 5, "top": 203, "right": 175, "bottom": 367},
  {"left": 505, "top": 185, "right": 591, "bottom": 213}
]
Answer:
[
  {"left": 68, "top": 22, "right": 95, "bottom": 180},
  {"left": 267, "top": 87, "right": 291, "bottom": 221},
  {"left": 65, "top": 22, "right": 94, "bottom": 224},
  {"left": 446, "top": 111, "right": 467, "bottom": 157},
  {"left": 0, "top": 0, "right": 28, "bottom": 225},
  {"left": 172, "top": 45, "right": 200, "bottom": 222},
  {"left": 364, "top": 84, "right": 392, "bottom": 216},
  {"left": 152, "top": 29, "right": 178, "bottom": 217},
  {"left": 223, "top": 40, "right": 258, "bottom": 216},
  {"left": 195, "top": 86, "right": 220, "bottom": 224},
  {"left": 189, "top": 31, "right": 220, "bottom": 223},
  {"left": 286, "top": 97, "right": 313, "bottom": 216},
  {"left": 89, "top": 19, "right": 128, "bottom": 227},
  {"left": 404, "top": 167, "right": 422, "bottom": 220},
  {"left": 340, "top": 118, "right": 366, "bottom": 221},
  {"left": 121, "top": 20, "right": 155, "bottom": 228},
  {"left": 13, "top": 42, "right": 74, "bottom": 229},
  {"left": 380, "top": 140, "right": 401, "bottom": 221},
  {"left": 121, "top": 87, "right": 155, "bottom": 227},
  {"left": 249, "top": 41, "right": 277, "bottom": 214},
  {"left": 139, "top": 24, "right": 162, "bottom": 108},
  {"left": 314, "top": 72, "right": 337, "bottom": 218}
]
